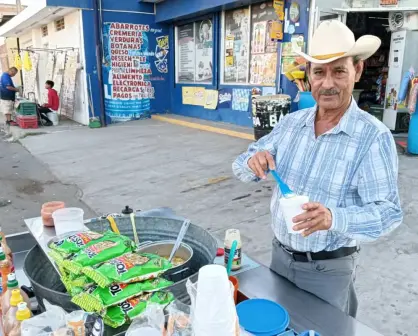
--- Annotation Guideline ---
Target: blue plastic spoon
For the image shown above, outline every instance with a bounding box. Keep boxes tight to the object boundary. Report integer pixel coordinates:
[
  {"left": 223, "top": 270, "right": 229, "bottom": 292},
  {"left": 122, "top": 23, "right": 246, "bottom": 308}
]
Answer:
[
  {"left": 269, "top": 170, "right": 295, "bottom": 198},
  {"left": 226, "top": 240, "right": 238, "bottom": 276}
]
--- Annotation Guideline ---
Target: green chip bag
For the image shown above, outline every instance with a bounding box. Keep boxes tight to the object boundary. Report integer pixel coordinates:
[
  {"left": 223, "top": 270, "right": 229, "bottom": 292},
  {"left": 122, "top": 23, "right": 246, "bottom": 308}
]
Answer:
[
  {"left": 61, "top": 273, "right": 95, "bottom": 297},
  {"left": 72, "top": 278, "right": 173, "bottom": 313},
  {"left": 103, "top": 291, "right": 174, "bottom": 328},
  {"left": 49, "top": 231, "right": 117, "bottom": 256},
  {"left": 82, "top": 253, "right": 172, "bottom": 288},
  {"left": 60, "top": 236, "right": 135, "bottom": 275}
]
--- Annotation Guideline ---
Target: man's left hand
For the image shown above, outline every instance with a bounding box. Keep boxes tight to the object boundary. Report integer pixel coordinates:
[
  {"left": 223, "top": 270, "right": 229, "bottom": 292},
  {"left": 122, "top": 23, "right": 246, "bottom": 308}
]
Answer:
[{"left": 292, "top": 202, "right": 332, "bottom": 237}]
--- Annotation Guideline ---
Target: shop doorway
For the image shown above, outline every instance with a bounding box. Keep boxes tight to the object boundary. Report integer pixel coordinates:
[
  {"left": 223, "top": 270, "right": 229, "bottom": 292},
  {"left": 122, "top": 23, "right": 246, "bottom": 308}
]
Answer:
[{"left": 346, "top": 12, "right": 411, "bottom": 132}]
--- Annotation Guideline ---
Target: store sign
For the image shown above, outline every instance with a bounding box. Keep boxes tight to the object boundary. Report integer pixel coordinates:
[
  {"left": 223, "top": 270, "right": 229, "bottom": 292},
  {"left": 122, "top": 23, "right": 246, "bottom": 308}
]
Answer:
[
  {"left": 380, "top": 0, "right": 398, "bottom": 5},
  {"left": 102, "top": 22, "right": 168, "bottom": 123}
]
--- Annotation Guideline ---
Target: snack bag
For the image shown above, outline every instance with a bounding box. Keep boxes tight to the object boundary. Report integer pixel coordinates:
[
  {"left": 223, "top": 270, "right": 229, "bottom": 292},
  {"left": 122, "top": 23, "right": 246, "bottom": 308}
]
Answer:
[
  {"left": 49, "top": 231, "right": 119, "bottom": 261},
  {"left": 72, "top": 278, "right": 173, "bottom": 313},
  {"left": 62, "top": 275, "right": 96, "bottom": 297},
  {"left": 104, "top": 292, "right": 174, "bottom": 328},
  {"left": 60, "top": 236, "right": 135, "bottom": 275},
  {"left": 83, "top": 253, "right": 172, "bottom": 288}
]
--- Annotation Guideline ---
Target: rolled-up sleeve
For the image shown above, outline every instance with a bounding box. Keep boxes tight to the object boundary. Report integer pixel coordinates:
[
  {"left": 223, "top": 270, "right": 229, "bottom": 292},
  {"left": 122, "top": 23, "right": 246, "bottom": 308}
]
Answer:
[
  {"left": 232, "top": 124, "right": 281, "bottom": 183},
  {"left": 329, "top": 131, "right": 403, "bottom": 242}
]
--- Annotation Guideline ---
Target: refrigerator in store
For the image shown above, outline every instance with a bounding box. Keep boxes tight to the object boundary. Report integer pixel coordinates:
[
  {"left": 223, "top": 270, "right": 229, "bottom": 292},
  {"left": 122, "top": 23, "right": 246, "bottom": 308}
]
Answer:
[{"left": 383, "top": 30, "right": 418, "bottom": 131}]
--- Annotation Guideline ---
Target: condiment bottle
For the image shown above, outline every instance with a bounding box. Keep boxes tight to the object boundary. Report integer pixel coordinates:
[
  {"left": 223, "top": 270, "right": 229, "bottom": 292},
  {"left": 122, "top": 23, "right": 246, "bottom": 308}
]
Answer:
[
  {"left": 0, "top": 236, "right": 14, "bottom": 273},
  {"left": 121, "top": 205, "right": 133, "bottom": 217},
  {"left": 0, "top": 246, "right": 12, "bottom": 293},
  {"left": 8, "top": 302, "right": 31, "bottom": 336},
  {"left": 3, "top": 290, "right": 24, "bottom": 334},
  {"left": 224, "top": 229, "right": 242, "bottom": 271},
  {"left": 1, "top": 273, "right": 30, "bottom": 314}
]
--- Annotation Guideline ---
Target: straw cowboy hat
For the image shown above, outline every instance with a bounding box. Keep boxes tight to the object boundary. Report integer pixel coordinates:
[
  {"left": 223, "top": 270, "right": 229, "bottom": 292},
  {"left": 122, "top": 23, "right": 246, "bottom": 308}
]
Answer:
[{"left": 295, "top": 20, "right": 381, "bottom": 64}]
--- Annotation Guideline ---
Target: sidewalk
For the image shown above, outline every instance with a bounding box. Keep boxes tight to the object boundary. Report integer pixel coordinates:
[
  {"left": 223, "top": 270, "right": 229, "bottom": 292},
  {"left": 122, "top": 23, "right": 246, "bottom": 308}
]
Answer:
[{"left": 18, "top": 114, "right": 418, "bottom": 336}]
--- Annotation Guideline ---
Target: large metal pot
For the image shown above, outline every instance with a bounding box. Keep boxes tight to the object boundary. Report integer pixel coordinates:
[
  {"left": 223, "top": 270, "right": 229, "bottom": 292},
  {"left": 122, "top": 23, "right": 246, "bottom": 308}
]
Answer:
[
  {"left": 24, "top": 215, "right": 218, "bottom": 310},
  {"left": 136, "top": 240, "right": 193, "bottom": 281}
]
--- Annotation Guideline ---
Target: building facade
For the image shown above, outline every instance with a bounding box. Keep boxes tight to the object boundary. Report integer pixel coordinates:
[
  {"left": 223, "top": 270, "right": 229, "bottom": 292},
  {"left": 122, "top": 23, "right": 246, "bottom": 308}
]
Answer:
[{"left": 0, "top": 0, "right": 310, "bottom": 127}]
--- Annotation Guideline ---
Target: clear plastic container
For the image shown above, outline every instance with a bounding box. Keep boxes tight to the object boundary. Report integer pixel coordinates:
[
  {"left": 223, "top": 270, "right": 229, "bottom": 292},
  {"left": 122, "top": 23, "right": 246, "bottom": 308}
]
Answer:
[
  {"left": 52, "top": 208, "right": 85, "bottom": 237},
  {"left": 1, "top": 274, "right": 30, "bottom": 315},
  {"left": 41, "top": 201, "right": 65, "bottom": 227}
]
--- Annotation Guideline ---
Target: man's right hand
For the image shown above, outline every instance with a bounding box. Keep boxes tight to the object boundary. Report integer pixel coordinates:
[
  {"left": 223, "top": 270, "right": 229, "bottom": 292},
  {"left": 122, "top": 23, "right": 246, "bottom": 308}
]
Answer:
[{"left": 248, "top": 151, "right": 276, "bottom": 179}]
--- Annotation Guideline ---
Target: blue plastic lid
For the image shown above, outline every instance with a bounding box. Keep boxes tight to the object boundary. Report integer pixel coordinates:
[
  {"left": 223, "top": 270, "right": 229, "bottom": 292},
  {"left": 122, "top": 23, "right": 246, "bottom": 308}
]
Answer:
[{"left": 237, "top": 299, "right": 290, "bottom": 335}]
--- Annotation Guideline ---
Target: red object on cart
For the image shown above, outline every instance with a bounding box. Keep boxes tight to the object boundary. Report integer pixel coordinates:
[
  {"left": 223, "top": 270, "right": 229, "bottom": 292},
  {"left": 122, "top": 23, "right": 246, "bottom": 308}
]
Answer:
[{"left": 16, "top": 115, "right": 38, "bottom": 129}]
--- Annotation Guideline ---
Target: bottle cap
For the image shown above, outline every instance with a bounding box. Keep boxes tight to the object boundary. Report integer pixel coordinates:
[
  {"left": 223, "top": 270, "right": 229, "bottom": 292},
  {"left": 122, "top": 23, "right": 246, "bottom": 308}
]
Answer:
[
  {"left": 16, "top": 302, "right": 31, "bottom": 321},
  {"left": 10, "top": 289, "right": 23, "bottom": 306},
  {"left": 121, "top": 205, "right": 133, "bottom": 215},
  {"left": 7, "top": 273, "right": 18, "bottom": 288}
]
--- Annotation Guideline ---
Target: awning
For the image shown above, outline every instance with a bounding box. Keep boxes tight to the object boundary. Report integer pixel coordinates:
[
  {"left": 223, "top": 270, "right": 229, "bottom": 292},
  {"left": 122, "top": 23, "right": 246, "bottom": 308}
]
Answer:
[
  {"left": 333, "top": 6, "right": 418, "bottom": 12},
  {"left": 0, "top": 0, "right": 76, "bottom": 37}
]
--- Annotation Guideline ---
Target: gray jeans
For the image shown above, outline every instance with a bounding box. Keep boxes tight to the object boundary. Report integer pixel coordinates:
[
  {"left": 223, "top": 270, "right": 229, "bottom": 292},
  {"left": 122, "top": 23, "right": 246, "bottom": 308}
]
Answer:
[{"left": 270, "top": 238, "right": 359, "bottom": 317}]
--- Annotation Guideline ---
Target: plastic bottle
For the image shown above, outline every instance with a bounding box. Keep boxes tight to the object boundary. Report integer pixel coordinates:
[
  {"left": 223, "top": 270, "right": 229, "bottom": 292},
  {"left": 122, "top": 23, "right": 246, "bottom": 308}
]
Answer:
[
  {"left": 1, "top": 273, "right": 30, "bottom": 314},
  {"left": 8, "top": 302, "right": 31, "bottom": 336},
  {"left": 0, "top": 247, "right": 12, "bottom": 293},
  {"left": 3, "top": 289, "right": 24, "bottom": 335},
  {"left": 224, "top": 229, "right": 242, "bottom": 271},
  {"left": 0, "top": 236, "right": 14, "bottom": 274}
]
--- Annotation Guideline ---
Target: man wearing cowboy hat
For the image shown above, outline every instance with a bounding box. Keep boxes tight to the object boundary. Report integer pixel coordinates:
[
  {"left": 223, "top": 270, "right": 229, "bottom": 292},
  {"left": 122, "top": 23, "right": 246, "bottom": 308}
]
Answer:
[{"left": 233, "top": 20, "right": 402, "bottom": 317}]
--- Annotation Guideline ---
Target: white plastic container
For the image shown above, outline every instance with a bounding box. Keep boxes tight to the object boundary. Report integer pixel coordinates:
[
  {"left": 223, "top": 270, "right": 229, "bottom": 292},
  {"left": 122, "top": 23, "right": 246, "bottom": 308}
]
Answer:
[
  {"left": 52, "top": 208, "right": 85, "bottom": 237},
  {"left": 47, "top": 112, "right": 59, "bottom": 126},
  {"left": 193, "top": 265, "right": 237, "bottom": 336},
  {"left": 279, "top": 195, "right": 309, "bottom": 234}
]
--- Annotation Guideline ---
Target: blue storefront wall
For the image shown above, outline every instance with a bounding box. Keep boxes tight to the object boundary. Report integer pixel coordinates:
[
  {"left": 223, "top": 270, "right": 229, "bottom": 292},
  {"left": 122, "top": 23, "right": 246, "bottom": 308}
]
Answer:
[
  {"left": 157, "top": 0, "right": 310, "bottom": 127},
  {"left": 81, "top": 0, "right": 170, "bottom": 124}
]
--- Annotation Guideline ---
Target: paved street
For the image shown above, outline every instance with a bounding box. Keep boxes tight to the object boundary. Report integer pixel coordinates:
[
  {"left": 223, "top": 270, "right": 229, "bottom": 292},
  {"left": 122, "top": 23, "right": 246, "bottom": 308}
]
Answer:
[
  {"left": 10, "top": 118, "right": 418, "bottom": 336},
  {"left": 0, "top": 139, "right": 96, "bottom": 235}
]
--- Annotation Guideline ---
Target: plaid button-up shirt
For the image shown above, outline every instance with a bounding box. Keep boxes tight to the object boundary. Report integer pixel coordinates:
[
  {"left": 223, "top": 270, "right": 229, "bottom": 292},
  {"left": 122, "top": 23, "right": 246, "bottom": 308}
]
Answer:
[{"left": 233, "top": 99, "right": 402, "bottom": 252}]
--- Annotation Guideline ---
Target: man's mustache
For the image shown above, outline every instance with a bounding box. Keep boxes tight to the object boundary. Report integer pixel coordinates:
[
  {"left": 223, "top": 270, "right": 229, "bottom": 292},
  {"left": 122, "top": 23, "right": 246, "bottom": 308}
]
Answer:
[{"left": 319, "top": 89, "right": 340, "bottom": 95}]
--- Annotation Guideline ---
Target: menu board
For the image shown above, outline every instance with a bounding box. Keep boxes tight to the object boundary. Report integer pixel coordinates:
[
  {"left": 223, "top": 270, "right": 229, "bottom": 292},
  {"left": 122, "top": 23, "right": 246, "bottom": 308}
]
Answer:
[
  {"left": 195, "top": 19, "right": 213, "bottom": 83},
  {"left": 223, "top": 8, "right": 250, "bottom": 84},
  {"left": 249, "top": 2, "right": 279, "bottom": 86},
  {"left": 177, "top": 24, "right": 195, "bottom": 82}
]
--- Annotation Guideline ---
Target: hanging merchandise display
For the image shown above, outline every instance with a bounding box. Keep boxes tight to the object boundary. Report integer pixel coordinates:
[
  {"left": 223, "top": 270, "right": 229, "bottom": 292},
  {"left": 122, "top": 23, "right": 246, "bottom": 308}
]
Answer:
[
  {"left": 22, "top": 52, "right": 39, "bottom": 99},
  {"left": 42, "top": 53, "right": 56, "bottom": 104},
  {"left": 60, "top": 50, "right": 79, "bottom": 119},
  {"left": 22, "top": 52, "right": 32, "bottom": 71},
  {"left": 14, "top": 53, "right": 22, "bottom": 70},
  {"left": 53, "top": 52, "right": 67, "bottom": 96}
]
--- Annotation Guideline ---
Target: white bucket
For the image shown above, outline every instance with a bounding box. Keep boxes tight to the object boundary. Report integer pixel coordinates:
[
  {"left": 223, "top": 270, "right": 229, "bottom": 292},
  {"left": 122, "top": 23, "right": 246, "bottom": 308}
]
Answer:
[
  {"left": 52, "top": 207, "right": 85, "bottom": 237},
  {"left": 47, "top": 112, "right": 59, "bottom": 126}
]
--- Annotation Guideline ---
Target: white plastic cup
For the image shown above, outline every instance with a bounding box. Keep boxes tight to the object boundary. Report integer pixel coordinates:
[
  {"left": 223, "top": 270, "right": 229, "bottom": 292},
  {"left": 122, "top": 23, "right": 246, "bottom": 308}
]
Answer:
[
  {"left": 279, "top": 195, "right": 309, "bottom": 234},
  {"left": 193, "top": 265, "right": 236, "bottom": 335},
  {"left": 52, "top": 207, "right": 85, "bottom": 237}
]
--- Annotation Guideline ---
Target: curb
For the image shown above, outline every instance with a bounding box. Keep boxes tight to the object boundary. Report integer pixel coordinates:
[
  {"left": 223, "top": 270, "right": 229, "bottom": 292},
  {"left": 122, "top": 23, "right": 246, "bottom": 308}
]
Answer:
[{"left": 152, "top": 115, "right": 255, "bottom": 141}]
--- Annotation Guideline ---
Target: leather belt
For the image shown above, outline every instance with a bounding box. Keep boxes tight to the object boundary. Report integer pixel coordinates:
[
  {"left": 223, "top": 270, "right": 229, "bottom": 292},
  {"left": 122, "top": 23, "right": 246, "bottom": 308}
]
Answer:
[{"left": 279, "top": 242, "right": 359, "bottom": 262}]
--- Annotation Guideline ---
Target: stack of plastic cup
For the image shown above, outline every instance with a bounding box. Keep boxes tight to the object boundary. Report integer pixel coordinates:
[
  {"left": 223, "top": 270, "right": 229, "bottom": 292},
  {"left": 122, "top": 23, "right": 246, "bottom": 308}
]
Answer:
[{"left": 193, "top": 265, "right": 237, "bottom": 336}]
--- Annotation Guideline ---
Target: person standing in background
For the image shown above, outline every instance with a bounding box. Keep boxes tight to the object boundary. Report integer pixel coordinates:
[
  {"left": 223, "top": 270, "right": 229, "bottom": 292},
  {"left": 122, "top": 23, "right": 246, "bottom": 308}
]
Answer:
[{"left": 0, "top": 67, "right": 19, "bottom": 127}]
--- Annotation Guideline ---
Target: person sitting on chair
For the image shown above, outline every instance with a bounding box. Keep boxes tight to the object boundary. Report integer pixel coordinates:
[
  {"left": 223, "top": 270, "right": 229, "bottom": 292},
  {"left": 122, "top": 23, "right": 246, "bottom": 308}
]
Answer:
[{"left": 38, "top": 80, "right": 59, "bottom": 126}]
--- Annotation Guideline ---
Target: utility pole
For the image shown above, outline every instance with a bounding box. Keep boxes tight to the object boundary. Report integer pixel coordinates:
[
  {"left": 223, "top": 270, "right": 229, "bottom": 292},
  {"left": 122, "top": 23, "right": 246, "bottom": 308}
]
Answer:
[{"left": 16, "top": 0, "right": 22, "bottom": 13}]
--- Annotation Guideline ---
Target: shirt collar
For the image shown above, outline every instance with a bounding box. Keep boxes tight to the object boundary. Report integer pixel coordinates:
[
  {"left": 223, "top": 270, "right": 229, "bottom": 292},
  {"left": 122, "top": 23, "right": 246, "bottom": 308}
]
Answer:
[{"left": 303, "top": 97, "right": 359, "bottom": 137}]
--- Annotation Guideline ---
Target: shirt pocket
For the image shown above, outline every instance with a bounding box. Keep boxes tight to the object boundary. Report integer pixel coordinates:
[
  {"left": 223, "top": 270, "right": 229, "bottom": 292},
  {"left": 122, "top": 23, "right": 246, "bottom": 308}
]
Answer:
[{"left": 319, "top": 159, "right": 353, "bottom": 201}]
